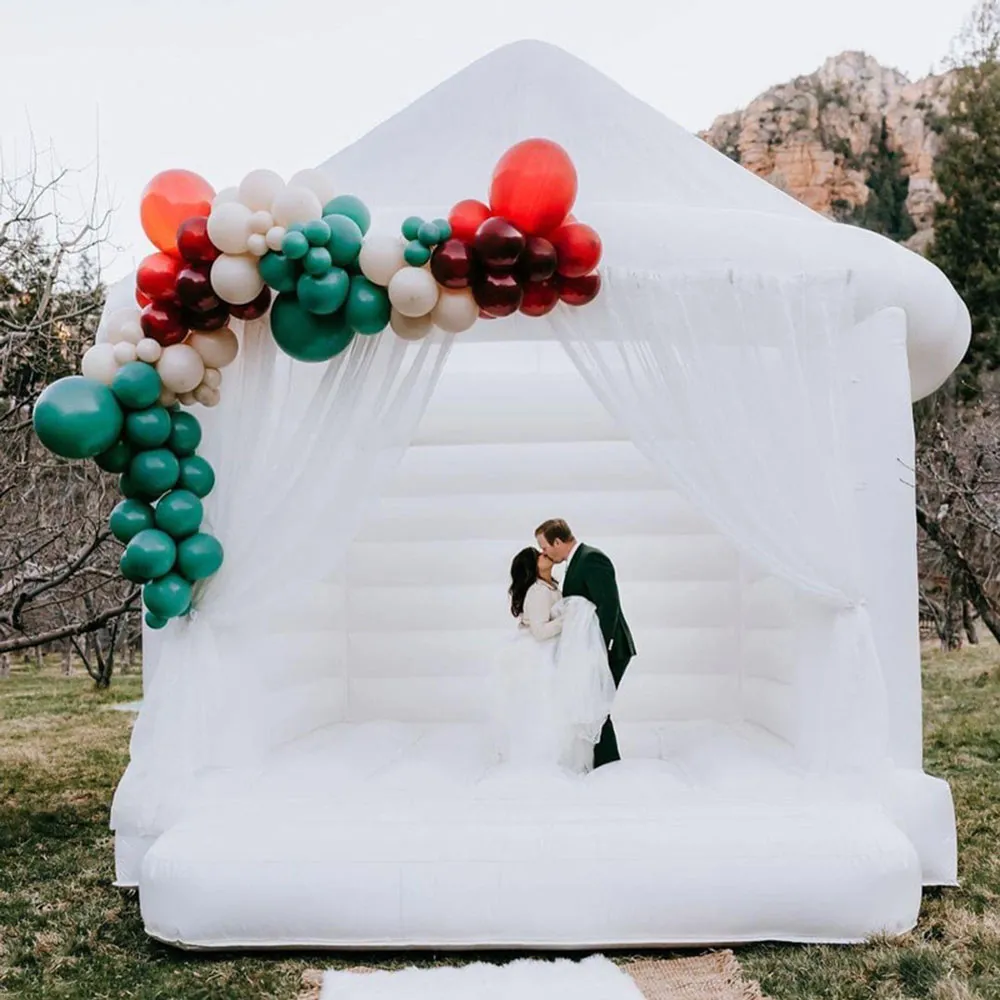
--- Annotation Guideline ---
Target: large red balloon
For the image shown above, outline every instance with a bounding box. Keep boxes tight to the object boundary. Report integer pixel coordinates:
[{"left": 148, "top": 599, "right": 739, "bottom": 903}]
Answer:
[
  {"left": 136, "top": 252, "right": 183, "bottom": 302},
  {"left": 448, "top": 200, "right": 492, "bottom": 243},
  {"left": 520, "top": 279, "right": 560, "bottom": 317},
  {"left": 140, "top": 301, "right": 189, "bottom": 346},
  {"left": 140, "top": 170, "right": 215, "bottom": 257},
  {"left": 558, "top": 272, "right": 602, "bottom": 307},
  {"left": 176, "top": 216, "right": 221, "bottom": 265},
  {"left": 489, "top": 139, "right": 577, "bottom": 237},
  {"left": 473, "top": 272, "right": 523, "bottom": 317},
  {"left": 551, "top": 222, "right": 602, "bottom": 278}
]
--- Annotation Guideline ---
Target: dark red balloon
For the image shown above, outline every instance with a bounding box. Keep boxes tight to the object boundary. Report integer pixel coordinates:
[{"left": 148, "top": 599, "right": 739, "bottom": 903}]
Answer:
[
  {"left": 473, "top": 272, "right": 523, "bottom": 317},
  {"left": 551, "top": 222, "right": 603, "bottom": 278},
  {"left": 229, "top": 286, "right": 272, "bottom": 320},
  {"left": 558, "top": 272, "right": 602, "bottom": 307},
  {"left": 448, "top": 199, "right": 492, "bottom": 243},
  {"left": 520, "top": 278, "right": 560, "bottom": 317},
  {"left": 175, "top": 266, "right": 220, "bottom": 311},
  {"left": 141, "top": 301, "right": 189, "bottom": 346},
  {"left": 473, "top": 218, "right": 525, "bottom": 271},
  {"left": 430, "top": 239, "right": 477, "bottom": 288},
  {"left": 136, "top": 252, "right": 183, "bottom": 302},
  {"left": 516, "top": 236, "right": 557, "bottom": 283},
  {"left": 180, "top": 300, "right": 230, "bottom": 331},
  {"left": 489, "top": 139, "right": 577, "bottom": 236},
  {"left": 478, "top": 308, "right": 496, "bottom": 320},
  {"left": 176, "top": 216, "right": 221, "bottom": 265}
]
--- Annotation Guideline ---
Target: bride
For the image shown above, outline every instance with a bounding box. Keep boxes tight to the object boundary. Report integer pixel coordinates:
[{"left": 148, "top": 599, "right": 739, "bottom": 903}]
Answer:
[{"left": 490, "top": 546, "right": 617, "bottom": 773}]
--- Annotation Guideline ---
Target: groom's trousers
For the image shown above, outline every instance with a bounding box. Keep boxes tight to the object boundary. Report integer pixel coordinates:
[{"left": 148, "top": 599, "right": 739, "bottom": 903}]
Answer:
[{"left": 593, "top": 652, "right": 632, "bottom": 768}]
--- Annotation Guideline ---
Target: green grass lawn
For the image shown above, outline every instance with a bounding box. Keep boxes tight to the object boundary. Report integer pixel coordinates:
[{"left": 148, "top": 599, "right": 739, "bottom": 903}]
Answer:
[{"left": 1, "top": 644, "right": 998, "bottom": 1000}]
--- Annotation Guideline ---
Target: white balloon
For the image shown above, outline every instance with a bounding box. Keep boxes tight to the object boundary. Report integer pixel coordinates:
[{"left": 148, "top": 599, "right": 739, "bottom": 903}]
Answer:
[
  {"left": 158, "top": 387, "right": 178, "bottom": 407},
  {"left": 136, "top": 338, "right": 163, "bottom": 363},
  {"left": 81, "top": 343, "right": 119, "bottom": 384},
  {"left": 178, "top": 391, "right": 197, "bottom": 407},
  {"left": 265, "top": 226, "right": 287, "bottom": 252},
  {"left": 431, "top": 287, "right": 479, "bottom": 333},
  {"left": 187, "top": 327, "right": 239, "bottom": 369},
  {"left": 103, "top": 306, "right": 142, "bottom": 344},
  {"left": 238, "top": 169, "right": 285, "bottom": 212},
  {"left": 96, "top": 277, "right": 139, "bottom": 343},
  {"left": 201, "top": 367, "right": 222, "bottom": 390},
  {"left": 207, "top": 201, "right": 252, "bottom": 255},
  {"left": 210, "top": 254, "right": 264, "bottom": 305},
  {"left": 212, "top": 186, "right": 240, "bottom": 208},
  {"left": 247, "top": 233, "right": 268, "bottom": 257},
  {"left": 390, "top": 308, "right": 433, "bottom": 341},
  {"left": 194, "top": 384, "right": 221, "bottom": 408},
  {"left": 113, "top": 341, "right": 138, "bottom": 365},
  {"left": 270, "top": 185, "right": 322, "bottom": 228},
  {"left": 358, "top": 232, "right": 406, "bottom": 286},
  {"left": 119, "top": 320, "right": 143, "bottom": 345},
  {"left": 157, "top": 344, "right": 205, "bottom": 394},
  {"left": 288, "top": 168, "right": 337, "bottom": 208},
  {"left": 388, "top": 266, "right": 439, "bottom": 318},
  {"left": 248, "top": 210, "right": 273, "bottom": 235}
]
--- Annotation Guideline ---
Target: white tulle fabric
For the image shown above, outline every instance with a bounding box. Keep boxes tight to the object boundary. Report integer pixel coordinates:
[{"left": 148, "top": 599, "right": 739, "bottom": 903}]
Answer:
[{"left": 548, "top": 267, "right": 890, "bottom": 774}]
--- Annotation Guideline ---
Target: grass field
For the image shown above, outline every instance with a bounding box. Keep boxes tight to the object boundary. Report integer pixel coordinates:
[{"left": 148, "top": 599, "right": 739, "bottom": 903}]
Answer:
[{"left": 1, "top": 643, "right": 999, "bottom": 1000}]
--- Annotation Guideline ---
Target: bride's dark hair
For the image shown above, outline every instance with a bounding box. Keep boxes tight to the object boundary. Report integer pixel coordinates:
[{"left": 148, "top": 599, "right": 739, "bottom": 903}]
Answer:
[{"left": 509, "top": 547, "right": 540, "bottom": 618}]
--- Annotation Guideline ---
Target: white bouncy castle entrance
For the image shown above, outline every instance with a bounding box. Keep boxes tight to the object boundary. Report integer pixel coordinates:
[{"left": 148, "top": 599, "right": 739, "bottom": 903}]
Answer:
[{"left": 109, "top": 41, "right": 968, "bottom": 948}]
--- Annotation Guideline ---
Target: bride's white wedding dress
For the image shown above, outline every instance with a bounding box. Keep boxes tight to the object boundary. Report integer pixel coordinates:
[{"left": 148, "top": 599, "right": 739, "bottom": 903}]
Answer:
[{"left": 490, "top": 580, "right": 617, "bottom": 773}]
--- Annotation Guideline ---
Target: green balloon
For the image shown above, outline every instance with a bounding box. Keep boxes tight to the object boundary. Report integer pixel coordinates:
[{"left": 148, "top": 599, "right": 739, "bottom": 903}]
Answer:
[
  {"left": 109, "top": 499, "right": 155, "bottom": 544},
  {"left": 119, "top": 472, "right": 141, "bottom": 499},
  {"left": 324, "top": 215, "right": 363, "bottom": 266},
  {"left": 112, "top": 362, "right": 162, "bottom": 411},
  {"left": 404, "top": 240, "right": 431, "bottom": 266},
  {"left": 417, "top": 221, "right": 441, "bottom": 247},
  {"left": 303, "top": 219, "right": 332, "bottom": 247},
  {"left": 401, "top": 216, "right": 423, "bottom": 240},
  {"left": 345, "top": 275, "right": 391, "bottom": 335},
  {"left": 270, "top": 293, "right": 355, "bottom": 362},
  {"left": 433, "top": 218, "right": 452, "bottom": 241},
  {"left": 168, "top": 410, "right": 202, "bottom": 456},
  {"left": 129, "top": 448, "right": 180, "bottom": 499},
  {"left": 259, "top": 251, "right": 299, "bottom": 293},
  {"left": 145, "top": 612, "right": 169, "bottom": 630},
  {"left": 282, "top": 230, "right": 310, "bottom": 260},
  {"left": 297, "top": 268, "right": 349, "bottom": 315},
  {"left": 154, "top": 489, "right": 203, "bottom": 538},
  {"left": 124, "top": 406, "right": 172, "bottom": 449},
  {"left": 323, "top": 195, "right": 371, "bottom": 235},
  {"left": 33, "top": 376, "right": 124, "bottom": 459},
  {"left": 95, "top": 439, "right": 133, "bottom": 474},
  {"left": 303, "top": 247, "right": 333, "bottom": 277},
  {"left": 176, "top": 532, "right": 224, "bottom": 581},
  {"left": 143, "top": 573, "right": 192, "bottom": 620},
  {"left": 178, "top": 455, "right": 215, "bottom": 497},
  {"left": 121, "top": 528, "right": 177, "bottom": 582}
]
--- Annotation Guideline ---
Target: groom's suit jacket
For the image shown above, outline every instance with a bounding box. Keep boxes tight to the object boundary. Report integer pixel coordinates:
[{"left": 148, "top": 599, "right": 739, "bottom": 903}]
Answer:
[{"left": 561, "top": 543, "right": 635, "bottom": 685}]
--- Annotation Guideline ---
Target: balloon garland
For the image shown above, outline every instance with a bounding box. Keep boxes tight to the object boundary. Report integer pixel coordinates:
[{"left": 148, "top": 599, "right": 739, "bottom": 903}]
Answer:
[{"left": 32, "top": 137, "right": 602, "bottom": 629}]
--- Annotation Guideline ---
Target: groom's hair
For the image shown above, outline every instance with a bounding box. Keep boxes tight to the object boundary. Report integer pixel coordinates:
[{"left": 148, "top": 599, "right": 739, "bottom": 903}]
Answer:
[{"left": 536, "top": 519, "right": 575, "bottom": 544}]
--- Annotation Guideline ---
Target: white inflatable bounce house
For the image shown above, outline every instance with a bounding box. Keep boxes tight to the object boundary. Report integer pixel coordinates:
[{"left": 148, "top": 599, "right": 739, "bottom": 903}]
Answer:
[{"left": 108, "top": 42, "right": 969, "bottom": 948}]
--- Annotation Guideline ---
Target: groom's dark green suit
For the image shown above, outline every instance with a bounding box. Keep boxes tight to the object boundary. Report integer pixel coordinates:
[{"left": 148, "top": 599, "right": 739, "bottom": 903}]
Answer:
[{"left": 560, "top": 543, "right": 635, "bottom": 767}]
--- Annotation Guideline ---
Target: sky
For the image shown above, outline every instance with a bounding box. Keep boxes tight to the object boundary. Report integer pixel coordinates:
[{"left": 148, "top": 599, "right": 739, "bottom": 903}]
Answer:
[{"left": 0, "top": 0, "right": 967, "bottom": 280}]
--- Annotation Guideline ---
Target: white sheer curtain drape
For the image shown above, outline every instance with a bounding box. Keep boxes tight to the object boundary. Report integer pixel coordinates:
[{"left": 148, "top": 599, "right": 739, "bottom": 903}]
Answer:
[
  {"left": 548, "top": 267, "right": 889, "bottom": 774},
  {"left": 113, "top": 322, "right": 452, "bottom": 837}
]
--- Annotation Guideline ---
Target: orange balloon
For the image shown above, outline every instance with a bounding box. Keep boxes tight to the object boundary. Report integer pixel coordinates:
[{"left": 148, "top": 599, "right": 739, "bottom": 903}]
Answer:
[
  {"left": 140, "top": 169, "right": 215, "bottom": 257},
  {"left": 489, "top": 139, "right": 577, "bottom": 237}
]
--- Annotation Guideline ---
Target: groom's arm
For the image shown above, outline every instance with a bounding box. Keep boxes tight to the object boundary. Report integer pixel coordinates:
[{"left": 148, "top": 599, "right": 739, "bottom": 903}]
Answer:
[{"left": 587, "top": 553, "right": 622, "bottom": 652}]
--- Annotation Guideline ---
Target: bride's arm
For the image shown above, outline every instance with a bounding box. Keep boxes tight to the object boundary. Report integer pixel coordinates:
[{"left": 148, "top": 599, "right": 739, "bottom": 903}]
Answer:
[{"left": 523, "top": 586, "right": 563, "bottom": 640}]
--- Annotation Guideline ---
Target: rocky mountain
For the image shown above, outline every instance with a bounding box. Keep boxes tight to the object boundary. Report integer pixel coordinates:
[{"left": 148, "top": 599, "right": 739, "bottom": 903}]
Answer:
[{"left": 700, "top": 52, "right": 955, "bottom": 252}]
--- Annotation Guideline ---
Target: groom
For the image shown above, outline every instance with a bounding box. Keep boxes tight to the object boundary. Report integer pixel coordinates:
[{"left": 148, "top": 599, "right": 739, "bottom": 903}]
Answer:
[{"left": 535, "top": 519, "right": 635, "bottom": 767}]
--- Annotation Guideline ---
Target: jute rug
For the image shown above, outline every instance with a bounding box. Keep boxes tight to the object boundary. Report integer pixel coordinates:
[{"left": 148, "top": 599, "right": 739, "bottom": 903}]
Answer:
[{"left": 298, "top": 951, "right": 769, "bottom": 1000}]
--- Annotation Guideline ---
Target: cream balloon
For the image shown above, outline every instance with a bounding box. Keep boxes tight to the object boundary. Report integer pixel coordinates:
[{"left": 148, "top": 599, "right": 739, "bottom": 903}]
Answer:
[
  {"left": 210, "top": 254, "right": 265, "bottom": 305},
  {"left": 265, "top": 226, "right": 287, "bottom": 252},
  {"left": 81, "top": 343, "right": 120, "bottom": 384},
  {"left": 103, "top": 307, "right": 142, "bottom": 344},
  {"left": 388, "top": 267, "right": 439, "bottom": 318},
  {"left": 248, "top": 210, "right": 274, "bottom": 235},
  {"left": 238, "top": 169, "right": 285, "bottom": 212},
  {"left": 158, "top": 387, "right": 178, "bottom": 407},
  {"left": 207, "top": 202, "right": 252, "bottom": 255},
  {"left": 270, "top": 185, "right": 322, "bottom": 228},
  {"left": 431, "top": 287, "right": 478, "bottom": 333},
  {"left": 288, "top": 168, "right": 337, "bottom": 207},
  {"left": 201, "top": 367, "right": 222, "bottom": 390},
  {"left": 113, "top": 341, "right": 138, "bottom": 365},
  {"left": 136, "top": 338, "right": 163, "bottom": 364},
  {"left": 119, "top": 319, "right": 143, "bottom": 345},
  {"left": 194, "top": 384, "right": 221, "bottom": 408},
  {"left": 358, "top": 232, "right": 406, "bottom": 287},
  {"left": 178, "top": 391, "right": 197, "bottom": 407},
  {"left": 186, "top": 327, "right": 239, "bottom": 369},
  {"left": 156, "top": 344, "right": 206, "bottom": 394},
  {"left": 247, "top": 233, "right": 268, "bottom": 257},
  {"left": 212, "top": 187, "right": 239, "bottom": 209},
  {"left": 390, "top": 308, "right": 433, "bottom": 341}
]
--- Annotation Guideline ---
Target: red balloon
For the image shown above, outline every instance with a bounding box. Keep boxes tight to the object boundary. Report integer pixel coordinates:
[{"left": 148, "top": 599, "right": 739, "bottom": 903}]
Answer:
[
  {"left": 430, "top": 239, "right": 477, "bottom": 288},
  {"left": 478, "top": 308, "right": 496, "bottom": 320},
  {"left": 140, "top": 170, "right": 215, "bottom": 257},
  {"left": 135, "top": 288, "right": 152, "bottom": 308},
  {"left": 176, "top": 216, "right": 221, "bottom": 265},
  {"left": 448, "top": 199, "right": 492, "bottom": 243},
  {"left": 141, "top": 301, "right": 189, "bottom": 346},
  {"left": 473, "top": 218, "right": 525, "bottom": 271},
  {"left": 180, "top": 300, "right": 230, "bottom": 332},
  {"left": 516, "top": 236, "right": 558, "bottom": 283},
  {"left": 551, "top": 222, "right": 603, "bottom": 279},
  {"left": 520, "top": 279, "right": 560, "bottom": 317},
  {"left": 558, "top": 272, "right": 602, "bottom": 307},
  {"left": 229, "top": 286, "right": 273, "bottom": 320},
  {"left": 489, "top": 139, "right": 577, "bottom": 237},
  {"left": 175, "top": 267, "right": 221, "bottom": 312},
  {"left": 136, "top": 252, "right": 183, "bottom": 302},
  {"left": 473, "top": 272, "right": 523, "bottom": 317}
]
